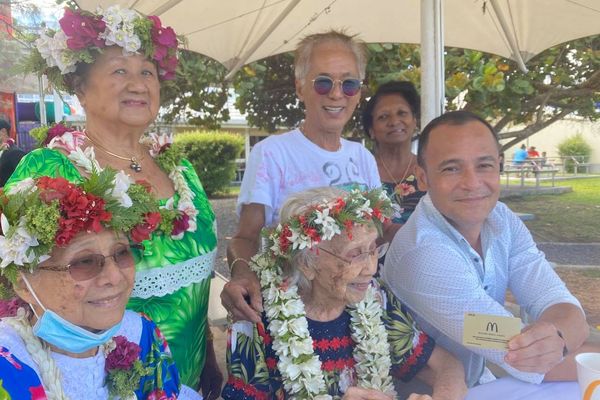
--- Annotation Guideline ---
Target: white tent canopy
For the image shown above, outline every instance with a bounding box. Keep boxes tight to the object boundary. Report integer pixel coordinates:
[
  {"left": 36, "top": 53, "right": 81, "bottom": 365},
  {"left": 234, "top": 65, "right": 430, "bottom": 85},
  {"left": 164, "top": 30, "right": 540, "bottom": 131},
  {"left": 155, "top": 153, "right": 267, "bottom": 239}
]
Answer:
[
  {"left": 76, "top": 0, "right": 600, "bottom": 70},
  {"left": 76, "top": 0, "right": 600, "bottom": 124}
]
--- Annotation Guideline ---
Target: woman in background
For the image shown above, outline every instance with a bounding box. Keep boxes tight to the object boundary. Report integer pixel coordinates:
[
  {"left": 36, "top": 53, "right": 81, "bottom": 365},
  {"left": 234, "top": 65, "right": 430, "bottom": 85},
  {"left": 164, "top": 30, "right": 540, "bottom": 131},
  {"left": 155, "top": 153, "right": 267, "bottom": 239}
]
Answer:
[{"left": 362, "top": 81, "right": 426, "bottom": 224}]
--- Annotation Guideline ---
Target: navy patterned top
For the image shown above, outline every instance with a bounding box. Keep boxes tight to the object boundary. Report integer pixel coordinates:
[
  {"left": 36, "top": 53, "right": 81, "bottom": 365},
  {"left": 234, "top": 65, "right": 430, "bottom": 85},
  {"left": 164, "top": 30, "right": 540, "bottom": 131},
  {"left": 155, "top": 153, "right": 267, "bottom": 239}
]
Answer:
[{"left": 222, "top": 280, "right": 435, "bottom": 399}]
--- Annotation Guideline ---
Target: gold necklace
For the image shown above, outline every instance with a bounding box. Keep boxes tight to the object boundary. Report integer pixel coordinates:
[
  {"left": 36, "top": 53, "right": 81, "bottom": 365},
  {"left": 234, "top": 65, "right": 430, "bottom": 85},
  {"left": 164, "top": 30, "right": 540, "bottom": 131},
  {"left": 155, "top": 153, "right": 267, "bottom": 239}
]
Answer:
[
  {"left": 379, "top": 155, "right": 413, "bottom": 187},
  {"left": 84, "top": 131, "right": 145, "bottom": 172}
]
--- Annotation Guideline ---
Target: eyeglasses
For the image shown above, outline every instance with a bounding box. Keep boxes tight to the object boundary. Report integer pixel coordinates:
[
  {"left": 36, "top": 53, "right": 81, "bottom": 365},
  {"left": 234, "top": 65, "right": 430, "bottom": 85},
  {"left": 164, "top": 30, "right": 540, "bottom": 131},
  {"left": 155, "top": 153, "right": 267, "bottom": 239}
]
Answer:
[
  {"left": 38, "top": 244, "right": 141, "bottom": 281},
  {"left": 318, "top": 242, "right": 389, "bottom": 268},
  {"left": 312, "top": 76, "right": 363, "bottom": 97}
]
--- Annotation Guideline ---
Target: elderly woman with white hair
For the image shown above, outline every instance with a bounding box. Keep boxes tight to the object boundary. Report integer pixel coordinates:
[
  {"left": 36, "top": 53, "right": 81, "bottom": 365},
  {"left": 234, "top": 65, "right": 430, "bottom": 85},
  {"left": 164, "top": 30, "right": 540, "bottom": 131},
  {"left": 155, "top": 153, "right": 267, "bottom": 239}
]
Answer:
[
  {"left": 222, "top": 187, "right": 467, "bottom": 400},
  {"left": 0, "top": 171, "right": 200, "bottom": 399}
]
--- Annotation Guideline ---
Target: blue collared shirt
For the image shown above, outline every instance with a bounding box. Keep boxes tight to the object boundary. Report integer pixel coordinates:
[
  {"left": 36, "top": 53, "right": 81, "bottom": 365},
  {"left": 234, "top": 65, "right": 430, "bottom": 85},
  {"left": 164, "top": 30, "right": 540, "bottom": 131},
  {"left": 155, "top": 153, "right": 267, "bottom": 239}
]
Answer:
[{"left": 382, "top": 194, "right": 582, "bottom": 387}]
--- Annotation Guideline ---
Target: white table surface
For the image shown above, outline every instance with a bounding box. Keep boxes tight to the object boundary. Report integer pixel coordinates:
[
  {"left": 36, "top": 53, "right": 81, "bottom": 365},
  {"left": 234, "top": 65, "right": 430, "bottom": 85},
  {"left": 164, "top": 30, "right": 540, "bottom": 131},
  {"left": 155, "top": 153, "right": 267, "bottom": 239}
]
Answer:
[{"left": 465, "top": 376, "right": 580, "bottom": 400}]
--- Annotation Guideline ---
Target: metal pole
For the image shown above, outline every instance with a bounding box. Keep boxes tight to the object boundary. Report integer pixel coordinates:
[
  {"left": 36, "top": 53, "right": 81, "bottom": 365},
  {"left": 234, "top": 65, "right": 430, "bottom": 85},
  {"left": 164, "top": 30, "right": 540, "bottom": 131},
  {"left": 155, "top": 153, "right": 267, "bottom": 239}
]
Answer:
[
  {"left": 53, "top": 89, "right": 64, "bottom": 123},
  {"left": 38, "top": 75, "right": 47, "bottom": 126},
  {"left": 420, "top": 0, "right": 445, "bottom": 128}
]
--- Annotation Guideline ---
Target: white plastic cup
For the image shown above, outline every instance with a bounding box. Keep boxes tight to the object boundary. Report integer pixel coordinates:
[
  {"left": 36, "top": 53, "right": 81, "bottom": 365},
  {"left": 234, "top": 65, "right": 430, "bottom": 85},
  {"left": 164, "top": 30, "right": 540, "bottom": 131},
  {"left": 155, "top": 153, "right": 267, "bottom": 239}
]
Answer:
[{"left": 576, "top": 353, "right": 600, "bottom": 400}]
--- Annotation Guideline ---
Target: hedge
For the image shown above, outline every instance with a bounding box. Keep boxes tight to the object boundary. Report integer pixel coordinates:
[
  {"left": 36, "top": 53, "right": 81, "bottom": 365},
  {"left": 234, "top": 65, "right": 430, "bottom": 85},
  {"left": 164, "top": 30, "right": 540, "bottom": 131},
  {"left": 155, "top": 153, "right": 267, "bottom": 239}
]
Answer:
[
  {"left": 557, "top": 133, "right": 592, "bottom": 173},
  {"left": 173, "top": 130, "right": 244, "bottom": 196}
]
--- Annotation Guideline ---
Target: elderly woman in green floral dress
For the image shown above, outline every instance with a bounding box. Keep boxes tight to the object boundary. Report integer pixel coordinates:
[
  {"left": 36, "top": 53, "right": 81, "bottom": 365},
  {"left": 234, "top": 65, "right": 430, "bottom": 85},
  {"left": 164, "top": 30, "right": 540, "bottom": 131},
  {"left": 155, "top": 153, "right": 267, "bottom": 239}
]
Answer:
[{"left": 6, "top": 5, "right": 221, "bottom": 397}]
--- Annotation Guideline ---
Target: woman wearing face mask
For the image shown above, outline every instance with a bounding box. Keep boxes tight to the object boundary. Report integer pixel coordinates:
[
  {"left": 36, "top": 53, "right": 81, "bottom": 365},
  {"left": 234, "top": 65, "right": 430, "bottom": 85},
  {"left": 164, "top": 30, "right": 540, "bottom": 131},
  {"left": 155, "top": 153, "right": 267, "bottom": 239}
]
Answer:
[{"left": 0, "top": 172, "right": 200, "bottom": 399}]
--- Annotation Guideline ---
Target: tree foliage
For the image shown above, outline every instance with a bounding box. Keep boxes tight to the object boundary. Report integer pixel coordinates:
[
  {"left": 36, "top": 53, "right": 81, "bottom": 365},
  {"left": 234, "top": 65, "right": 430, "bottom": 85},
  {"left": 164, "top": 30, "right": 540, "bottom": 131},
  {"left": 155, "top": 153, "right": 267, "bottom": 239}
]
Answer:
[
  {"left": 159, "top": 50, "right": 230, "bottom": 130},
  {"left": 0, "top": 1, "right": 44, "bottom": 93},
  {"left": 229, "top": 36, "right": 600, "bottom": 148},
  {"left": 233, "top": 53, "right": 304, "bottom": 132},
  {"left": 446, "top": 36, "right": 600, "bottom": 150}
]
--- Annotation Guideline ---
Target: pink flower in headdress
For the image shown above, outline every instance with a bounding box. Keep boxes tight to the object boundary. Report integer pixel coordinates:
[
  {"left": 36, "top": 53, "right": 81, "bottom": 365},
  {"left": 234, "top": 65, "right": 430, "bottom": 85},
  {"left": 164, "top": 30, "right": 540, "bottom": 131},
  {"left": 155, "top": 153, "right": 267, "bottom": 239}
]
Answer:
[
  {"left": 147, "top": 15, "right": 178, "bottom": 80},
  {"left": 59, "top": 8, "right": 106, "bottom": 50},
  {"left": 148, "top": 16, "right": 177, "bottom": 49}
]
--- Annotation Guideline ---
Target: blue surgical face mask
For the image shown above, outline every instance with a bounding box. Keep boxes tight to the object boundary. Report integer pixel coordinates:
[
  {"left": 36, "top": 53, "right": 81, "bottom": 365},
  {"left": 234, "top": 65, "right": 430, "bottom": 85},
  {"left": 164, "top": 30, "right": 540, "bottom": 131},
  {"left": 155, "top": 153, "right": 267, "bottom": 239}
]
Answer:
[{"left": 22, "top": 275, "right": 122, "bottom": 354}]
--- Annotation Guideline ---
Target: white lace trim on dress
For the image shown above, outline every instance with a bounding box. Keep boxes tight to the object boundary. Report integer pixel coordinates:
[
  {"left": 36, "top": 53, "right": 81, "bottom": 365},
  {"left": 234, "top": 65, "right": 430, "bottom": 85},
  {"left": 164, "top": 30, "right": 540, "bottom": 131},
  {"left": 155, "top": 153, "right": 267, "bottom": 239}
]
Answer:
[{"left": 131, "top": 249, "right": 217, "bottom": 298}]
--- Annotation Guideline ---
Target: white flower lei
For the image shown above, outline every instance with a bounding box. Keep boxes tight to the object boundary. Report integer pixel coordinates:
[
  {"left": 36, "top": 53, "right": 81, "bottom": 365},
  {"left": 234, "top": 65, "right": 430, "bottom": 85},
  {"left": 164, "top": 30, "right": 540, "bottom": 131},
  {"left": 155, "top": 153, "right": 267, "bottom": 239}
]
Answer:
[
  {"left": 49, "top": 130, "right": 198, "bottom": 239},
  {"left": 249, "top": 190, "right": 396, "bottom": 399},
  {"left": 251, "top": 256, "right": 396, "bottom": 399}
]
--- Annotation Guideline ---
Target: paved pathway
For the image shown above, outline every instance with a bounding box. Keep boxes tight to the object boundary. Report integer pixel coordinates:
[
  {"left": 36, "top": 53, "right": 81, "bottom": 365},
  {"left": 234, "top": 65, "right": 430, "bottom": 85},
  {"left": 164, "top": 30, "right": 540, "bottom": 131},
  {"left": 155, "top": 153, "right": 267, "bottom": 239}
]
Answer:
[
  {"left": 210, "top": 197, "right": 237, "bottom": 279},
  {"left": 537, "top": 242, "right": 600, "bottom": 267}
]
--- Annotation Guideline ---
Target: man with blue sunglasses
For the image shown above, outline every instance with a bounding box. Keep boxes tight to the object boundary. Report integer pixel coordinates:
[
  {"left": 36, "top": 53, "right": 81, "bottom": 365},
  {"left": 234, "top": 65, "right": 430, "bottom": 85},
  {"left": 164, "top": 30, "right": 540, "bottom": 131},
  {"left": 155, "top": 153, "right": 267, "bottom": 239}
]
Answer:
[{"left": 223, "top": 31, "right": 400, "bottom": 324}]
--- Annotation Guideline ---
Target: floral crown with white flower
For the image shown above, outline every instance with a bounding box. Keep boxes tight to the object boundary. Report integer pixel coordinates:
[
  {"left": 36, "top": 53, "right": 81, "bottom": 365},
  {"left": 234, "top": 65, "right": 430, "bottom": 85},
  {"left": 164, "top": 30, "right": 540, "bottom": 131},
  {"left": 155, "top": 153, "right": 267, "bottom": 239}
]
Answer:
[
  {"left": 0, "top": 169, "right": 181, "bottom": 283},
  {"left": 248, "top": 189, "right": 396, "bottom": 399},
  {"left": 263, "top": 188, "right": 393, "bottom": 262},
  {"left": 26, "top": 5, "right": 180, "bottom": 93}
]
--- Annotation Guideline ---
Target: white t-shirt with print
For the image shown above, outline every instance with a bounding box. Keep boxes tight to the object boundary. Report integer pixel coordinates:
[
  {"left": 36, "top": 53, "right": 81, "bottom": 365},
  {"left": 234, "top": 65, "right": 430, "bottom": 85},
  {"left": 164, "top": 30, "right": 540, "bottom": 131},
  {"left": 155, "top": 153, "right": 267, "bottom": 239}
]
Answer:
[{"left": 238, "top": 129, "right": 381, "bottom": 226}]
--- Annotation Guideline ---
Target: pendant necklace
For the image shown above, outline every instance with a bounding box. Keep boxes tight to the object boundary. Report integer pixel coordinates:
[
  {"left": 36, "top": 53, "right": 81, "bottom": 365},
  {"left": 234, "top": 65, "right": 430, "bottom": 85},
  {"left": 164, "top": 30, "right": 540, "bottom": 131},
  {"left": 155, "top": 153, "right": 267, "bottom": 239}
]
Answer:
[
  {"left": 379, "top": 155, "right": 413, "bottom": 186},
  {"left": 84, "top": 131, "right": 145, "bottom": 172}
]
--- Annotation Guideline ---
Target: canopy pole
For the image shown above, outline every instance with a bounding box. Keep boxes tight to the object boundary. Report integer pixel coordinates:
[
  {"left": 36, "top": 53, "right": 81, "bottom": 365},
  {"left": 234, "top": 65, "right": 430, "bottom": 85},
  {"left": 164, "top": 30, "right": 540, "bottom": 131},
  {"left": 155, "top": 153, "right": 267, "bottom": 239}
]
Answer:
[
  {"left": 224, "top": 0, "right": 301, "bottom": 81},
  {"left": 38, "top": 75, "right": 47, "bottom": 126},
  {"left": 420, "top": 0, "right": 445, "bottom": 128},
  {"left": 489, "top": 0, "right": 528, "bottom": 72}
]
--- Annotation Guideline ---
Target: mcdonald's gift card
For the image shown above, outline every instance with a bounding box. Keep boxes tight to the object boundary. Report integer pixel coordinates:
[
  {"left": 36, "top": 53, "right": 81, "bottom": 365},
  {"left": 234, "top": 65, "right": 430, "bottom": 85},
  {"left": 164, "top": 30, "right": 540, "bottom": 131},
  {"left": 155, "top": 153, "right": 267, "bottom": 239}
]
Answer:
[{"left": 462, "top": 313, "right": 522, "bottom": 350}]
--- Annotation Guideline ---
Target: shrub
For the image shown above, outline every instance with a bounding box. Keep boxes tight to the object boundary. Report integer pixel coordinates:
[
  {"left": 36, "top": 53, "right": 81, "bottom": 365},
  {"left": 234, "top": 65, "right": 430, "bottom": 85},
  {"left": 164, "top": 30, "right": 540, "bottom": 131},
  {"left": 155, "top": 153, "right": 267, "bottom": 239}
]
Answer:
[
  {"left": 173, "top": 131, "right": 244, "bottom": 196},
  {"left": 557, "top": 133, "right": 593, "bottom": 173}
]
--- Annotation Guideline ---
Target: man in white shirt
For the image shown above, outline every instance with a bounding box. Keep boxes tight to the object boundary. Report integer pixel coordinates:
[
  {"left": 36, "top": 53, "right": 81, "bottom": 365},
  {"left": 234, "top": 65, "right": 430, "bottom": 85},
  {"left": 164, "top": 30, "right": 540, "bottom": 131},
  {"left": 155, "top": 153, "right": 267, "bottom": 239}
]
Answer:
[
  {"left": 382, "top": 110, "right": 590, "bottom": 387},
  {"left": 222, "top": 31, "right": 398, "bottom": 323}
]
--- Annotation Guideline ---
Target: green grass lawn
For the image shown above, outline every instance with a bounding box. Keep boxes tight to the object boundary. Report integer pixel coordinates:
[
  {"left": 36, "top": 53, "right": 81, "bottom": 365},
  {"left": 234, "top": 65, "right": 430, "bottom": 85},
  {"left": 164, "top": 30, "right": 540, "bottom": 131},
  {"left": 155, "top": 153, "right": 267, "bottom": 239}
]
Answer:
[
  {"left": 502, "top": 178, "right": 600, "bottom": 242},
  {"left": 210, "top": 184, "right": 241, "bottom": 199}
]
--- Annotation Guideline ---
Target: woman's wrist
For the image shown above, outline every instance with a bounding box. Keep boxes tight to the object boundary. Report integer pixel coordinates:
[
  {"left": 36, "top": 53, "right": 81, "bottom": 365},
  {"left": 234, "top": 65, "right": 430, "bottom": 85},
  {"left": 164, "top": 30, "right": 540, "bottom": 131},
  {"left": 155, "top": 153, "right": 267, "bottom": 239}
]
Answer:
[{"left": 229, "top": 257, "right": 250, "bottom": 275}]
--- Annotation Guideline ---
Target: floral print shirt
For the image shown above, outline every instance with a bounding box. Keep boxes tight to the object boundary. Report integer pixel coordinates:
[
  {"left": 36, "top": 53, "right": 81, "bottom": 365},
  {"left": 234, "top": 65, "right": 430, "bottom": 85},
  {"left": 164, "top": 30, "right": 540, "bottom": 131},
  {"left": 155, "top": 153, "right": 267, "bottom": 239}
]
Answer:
[
  {"left": 0, "top": 311, "right": 184, "bottom": 400},
  {"left": 382, "top": 175, "right": 426, "bottom": 224}
]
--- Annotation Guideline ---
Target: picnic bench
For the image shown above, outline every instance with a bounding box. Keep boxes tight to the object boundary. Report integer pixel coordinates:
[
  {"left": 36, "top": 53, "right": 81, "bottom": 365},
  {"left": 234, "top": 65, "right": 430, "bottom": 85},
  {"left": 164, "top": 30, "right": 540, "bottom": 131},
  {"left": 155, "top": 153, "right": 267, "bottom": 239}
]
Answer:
[
  {"left": 503, "top": 164, "right": 559, "bottom": 188},
  {"left": 569, "top": 156, "right": 592, "bottom": 175}
]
